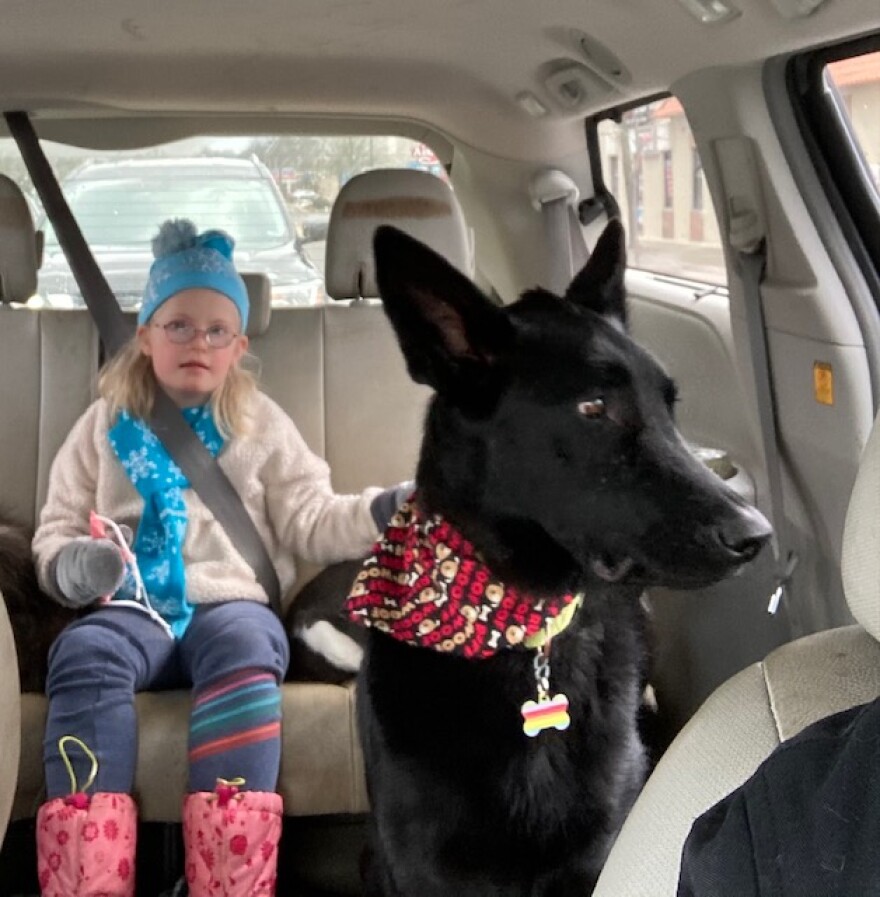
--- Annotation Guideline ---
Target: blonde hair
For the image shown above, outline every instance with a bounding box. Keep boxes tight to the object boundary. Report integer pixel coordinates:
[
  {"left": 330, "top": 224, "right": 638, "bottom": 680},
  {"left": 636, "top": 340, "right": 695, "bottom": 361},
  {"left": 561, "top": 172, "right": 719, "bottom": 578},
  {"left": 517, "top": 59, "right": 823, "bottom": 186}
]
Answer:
[{"left": 98, "top": 337, "right": 259, "bottom": 439}]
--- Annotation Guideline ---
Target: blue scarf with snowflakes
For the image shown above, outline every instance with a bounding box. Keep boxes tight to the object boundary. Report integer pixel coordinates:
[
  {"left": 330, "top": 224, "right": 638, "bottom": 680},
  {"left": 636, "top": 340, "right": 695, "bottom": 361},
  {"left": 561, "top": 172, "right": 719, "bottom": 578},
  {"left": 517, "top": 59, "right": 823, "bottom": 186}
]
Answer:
[{"left": 108, "top": 406, "right": 224, "bottom": 638}]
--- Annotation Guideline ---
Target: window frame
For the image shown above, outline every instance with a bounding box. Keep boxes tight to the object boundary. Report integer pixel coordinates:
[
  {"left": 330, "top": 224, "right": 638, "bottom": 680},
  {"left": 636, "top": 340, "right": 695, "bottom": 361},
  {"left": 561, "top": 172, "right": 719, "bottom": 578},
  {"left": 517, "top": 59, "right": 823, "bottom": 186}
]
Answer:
[{"left": 787, "top": 33, "right": 880, "bottom": 308}]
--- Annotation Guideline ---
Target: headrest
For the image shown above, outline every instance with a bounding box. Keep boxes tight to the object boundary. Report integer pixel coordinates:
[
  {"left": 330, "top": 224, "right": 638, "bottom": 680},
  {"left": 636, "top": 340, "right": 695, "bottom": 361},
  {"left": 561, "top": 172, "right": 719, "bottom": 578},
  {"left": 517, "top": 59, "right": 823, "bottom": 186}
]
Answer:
[
  {"left": 842, "top": 410, "right": 880, "bottom": 640},
  {"left": 241, "top": 272, "right": 271, "bottom": 337},
  {"left": 325, "top": 168, "right": 473, "bottom": 300},
  {"left": 0, "top": 175, "right": 43, "bottom": 304}
]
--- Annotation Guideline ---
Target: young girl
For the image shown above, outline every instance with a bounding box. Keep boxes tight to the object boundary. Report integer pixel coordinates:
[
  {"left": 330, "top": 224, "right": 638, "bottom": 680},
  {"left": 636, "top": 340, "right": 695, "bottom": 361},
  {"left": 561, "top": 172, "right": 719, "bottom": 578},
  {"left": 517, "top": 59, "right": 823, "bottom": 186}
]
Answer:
[{"left": 32, "top": 219, "right": 408, "bottom": 897}]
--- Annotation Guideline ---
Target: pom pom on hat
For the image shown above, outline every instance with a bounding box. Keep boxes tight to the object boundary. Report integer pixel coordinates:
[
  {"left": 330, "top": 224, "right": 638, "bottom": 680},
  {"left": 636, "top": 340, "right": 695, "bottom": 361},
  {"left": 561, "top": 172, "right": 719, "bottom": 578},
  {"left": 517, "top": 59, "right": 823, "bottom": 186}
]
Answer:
[
  {"left": 139, "top": 218, "right": 249, "bottom": 329},
  {"left": 151, "top": 218, "right": 199, "bottom": 258}
]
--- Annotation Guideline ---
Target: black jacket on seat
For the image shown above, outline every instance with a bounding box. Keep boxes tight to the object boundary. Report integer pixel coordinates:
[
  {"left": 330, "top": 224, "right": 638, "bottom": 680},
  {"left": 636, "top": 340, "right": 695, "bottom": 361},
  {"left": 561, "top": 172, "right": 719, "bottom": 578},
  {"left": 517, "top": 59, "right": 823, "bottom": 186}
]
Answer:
[{"left": 677, "top": 697, "right": 880, "bottom": 897}]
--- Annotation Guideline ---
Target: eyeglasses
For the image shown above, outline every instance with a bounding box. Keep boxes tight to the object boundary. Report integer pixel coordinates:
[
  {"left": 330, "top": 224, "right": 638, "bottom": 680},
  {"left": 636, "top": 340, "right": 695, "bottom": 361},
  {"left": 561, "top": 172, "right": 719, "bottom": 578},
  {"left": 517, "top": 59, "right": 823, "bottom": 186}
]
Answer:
[{"left": 153, "top": 320, "right": 239, "bottom": 349}]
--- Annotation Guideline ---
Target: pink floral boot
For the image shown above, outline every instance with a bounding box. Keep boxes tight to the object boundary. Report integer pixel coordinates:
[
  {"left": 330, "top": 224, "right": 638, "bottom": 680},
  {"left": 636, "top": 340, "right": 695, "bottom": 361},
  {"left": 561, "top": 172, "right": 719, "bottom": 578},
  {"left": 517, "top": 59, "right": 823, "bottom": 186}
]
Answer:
[
  {"left": 183, "top": 779, "right": 283, "bottom": 897},
  {"left": 36, "top": 791, "right": 137, "bottom": 897}
]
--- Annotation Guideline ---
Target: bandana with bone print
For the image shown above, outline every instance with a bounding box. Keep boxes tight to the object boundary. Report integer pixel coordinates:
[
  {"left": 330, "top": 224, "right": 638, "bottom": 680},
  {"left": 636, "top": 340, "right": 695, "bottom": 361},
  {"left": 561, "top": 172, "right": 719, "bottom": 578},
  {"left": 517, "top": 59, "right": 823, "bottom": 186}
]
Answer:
[{"left": 345, "top": 498, "right": 580, "bottom": 659}]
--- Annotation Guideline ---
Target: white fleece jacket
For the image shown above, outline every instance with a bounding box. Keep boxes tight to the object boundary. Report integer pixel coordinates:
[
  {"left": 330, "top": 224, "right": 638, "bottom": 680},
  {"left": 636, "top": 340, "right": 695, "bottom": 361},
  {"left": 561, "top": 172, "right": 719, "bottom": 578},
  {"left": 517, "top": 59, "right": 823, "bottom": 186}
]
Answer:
[{"left": 33, "top": 392, "right": 382, "bottom": 608}]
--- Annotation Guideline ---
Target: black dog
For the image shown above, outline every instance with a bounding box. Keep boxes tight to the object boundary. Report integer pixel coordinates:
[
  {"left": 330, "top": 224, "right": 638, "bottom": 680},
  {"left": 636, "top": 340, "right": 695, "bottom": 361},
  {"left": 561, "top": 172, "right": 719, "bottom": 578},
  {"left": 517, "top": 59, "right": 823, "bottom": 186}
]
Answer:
[{"left": 339, "top": 219, "right": 772, "bottom": 897}]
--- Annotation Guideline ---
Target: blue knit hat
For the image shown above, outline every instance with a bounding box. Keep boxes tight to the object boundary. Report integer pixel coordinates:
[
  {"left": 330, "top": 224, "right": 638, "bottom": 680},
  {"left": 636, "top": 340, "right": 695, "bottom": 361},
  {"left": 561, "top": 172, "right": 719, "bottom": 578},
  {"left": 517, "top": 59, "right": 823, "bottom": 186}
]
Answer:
[{"left": 139, "top": 219, "right": 249, "bottom": 330}]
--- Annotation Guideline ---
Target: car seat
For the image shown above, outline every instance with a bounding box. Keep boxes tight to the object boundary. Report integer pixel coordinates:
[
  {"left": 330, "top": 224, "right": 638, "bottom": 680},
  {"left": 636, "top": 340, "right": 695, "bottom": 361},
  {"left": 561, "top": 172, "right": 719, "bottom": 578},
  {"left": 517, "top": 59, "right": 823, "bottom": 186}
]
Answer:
[{"left": 593, "top": 410, "right": 880, "bottom": 895}]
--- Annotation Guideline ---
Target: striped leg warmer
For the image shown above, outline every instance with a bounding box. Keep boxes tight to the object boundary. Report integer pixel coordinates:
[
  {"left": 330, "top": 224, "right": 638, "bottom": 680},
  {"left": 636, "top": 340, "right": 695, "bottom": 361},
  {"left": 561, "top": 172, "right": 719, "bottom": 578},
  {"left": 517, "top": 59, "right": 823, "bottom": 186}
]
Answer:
[{"left": 187, "top": 668, "right": 282, "bottom": 793}]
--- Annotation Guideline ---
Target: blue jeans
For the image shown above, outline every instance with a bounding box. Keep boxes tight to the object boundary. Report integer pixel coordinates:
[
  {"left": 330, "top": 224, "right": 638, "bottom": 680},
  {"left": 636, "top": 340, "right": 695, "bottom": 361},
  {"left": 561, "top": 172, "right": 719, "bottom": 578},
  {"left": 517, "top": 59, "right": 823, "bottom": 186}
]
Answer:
[{"left": 44, "top": 601, "right": 289, "bottom": 798}]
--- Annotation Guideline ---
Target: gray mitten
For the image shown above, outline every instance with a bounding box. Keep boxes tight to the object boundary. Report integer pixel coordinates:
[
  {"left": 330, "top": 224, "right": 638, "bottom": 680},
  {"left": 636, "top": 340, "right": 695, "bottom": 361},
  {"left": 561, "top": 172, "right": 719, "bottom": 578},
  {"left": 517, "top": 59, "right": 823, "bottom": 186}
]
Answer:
[
  {"left": 53, "top": 539, "right": 126, "bottom": 606},
  {"left": 370, "top": 480, "right": 415, "bottom": 532}
]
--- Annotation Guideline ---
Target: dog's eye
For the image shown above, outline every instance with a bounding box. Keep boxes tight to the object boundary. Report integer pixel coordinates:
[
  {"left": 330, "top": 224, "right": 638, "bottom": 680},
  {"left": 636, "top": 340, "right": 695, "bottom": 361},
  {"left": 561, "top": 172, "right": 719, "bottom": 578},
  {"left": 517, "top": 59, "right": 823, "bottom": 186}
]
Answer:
[{"left": 577, "top": 398, "right": 606, "bottom": 419}]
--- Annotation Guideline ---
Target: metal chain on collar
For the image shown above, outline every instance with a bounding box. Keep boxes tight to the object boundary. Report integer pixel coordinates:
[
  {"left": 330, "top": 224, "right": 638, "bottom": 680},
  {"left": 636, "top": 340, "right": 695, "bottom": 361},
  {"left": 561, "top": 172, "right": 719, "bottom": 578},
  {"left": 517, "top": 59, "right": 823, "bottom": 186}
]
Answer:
[{"left": 533, "top": 642, "right": 551, "bottom": 702}]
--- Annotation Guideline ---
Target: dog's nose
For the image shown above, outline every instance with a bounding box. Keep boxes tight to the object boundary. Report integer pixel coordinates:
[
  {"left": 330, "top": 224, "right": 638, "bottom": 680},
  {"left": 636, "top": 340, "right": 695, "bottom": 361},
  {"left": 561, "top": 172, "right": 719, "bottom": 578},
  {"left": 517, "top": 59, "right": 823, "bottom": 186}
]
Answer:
[{"left": 714, "top": 504, "right": 773, "bottom": 563}]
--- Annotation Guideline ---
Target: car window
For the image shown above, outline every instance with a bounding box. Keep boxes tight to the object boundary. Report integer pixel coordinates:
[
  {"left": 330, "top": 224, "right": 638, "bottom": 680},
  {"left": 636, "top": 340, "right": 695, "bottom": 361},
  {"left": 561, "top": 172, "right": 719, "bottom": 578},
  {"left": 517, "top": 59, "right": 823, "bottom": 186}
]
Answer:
[
  {"left": 0, "top": 135, "right": 448, "bottom": 308},
  {"left": 597, "top": 98, "right": 727, "bottom": 286},
  {"left": 825, "top": 51, "right": 880, "bottom": 195},
  {"left": 46, "top": 176, "right": 292, "bottom": 249},
  {"left": 793, "top": 46, "right": 880, "bottom": 314}
]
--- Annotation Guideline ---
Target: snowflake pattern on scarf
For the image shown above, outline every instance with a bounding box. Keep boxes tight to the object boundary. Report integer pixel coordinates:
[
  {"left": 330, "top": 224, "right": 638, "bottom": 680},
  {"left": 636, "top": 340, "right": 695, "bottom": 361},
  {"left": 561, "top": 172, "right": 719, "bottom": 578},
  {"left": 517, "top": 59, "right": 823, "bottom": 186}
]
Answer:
[{"left": 108, "top": 406, "right": 224, "bottom": 637}]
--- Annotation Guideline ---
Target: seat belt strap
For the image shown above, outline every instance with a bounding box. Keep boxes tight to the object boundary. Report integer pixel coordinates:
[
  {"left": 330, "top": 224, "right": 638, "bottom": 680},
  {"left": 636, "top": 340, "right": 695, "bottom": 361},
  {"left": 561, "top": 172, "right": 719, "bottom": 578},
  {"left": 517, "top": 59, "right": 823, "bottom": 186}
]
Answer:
[
  {"left": 529, "top": 169, "right": 588, "bottom": 294},
  {"left": 538, "top": 197, "right": 590, "bottom": 291},
  {"left": 737, "top": 242, "right": 798, "bottom": 613},
  {"left": 4, "top": 112, "right": 130, "bottom": 356},
  {"left": 715, "top": 136, "right": 797, "bottom": 614},
  {"left": 542, "top": 196, "right": 574, "bottom": 294},
  {"left": 6, "top": 111, "right": 283, "bottom": 616},
  {"left": 568, "top": 205, "right": 590, "bottom": 273},
  {"left": 149, "top": 389, "right": 282, "bottom": 615}
]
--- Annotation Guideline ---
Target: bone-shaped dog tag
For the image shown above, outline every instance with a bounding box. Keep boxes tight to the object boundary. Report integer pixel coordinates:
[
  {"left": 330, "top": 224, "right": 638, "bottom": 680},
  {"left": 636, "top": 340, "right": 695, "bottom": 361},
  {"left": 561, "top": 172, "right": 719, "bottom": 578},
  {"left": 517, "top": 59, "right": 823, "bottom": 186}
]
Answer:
[{"left": 521, "top": 693, "right": 571, "bottom": 737}]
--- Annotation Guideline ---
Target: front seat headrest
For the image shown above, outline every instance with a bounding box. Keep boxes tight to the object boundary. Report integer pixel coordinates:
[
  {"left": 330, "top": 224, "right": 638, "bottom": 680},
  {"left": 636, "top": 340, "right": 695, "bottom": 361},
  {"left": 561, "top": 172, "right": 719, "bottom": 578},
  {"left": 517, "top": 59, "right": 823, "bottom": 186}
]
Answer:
[
  {"left": 324, "top": 168, "right": 473, "bottom": 300},
  {"left": 0, "top": 175, "right": 43, "bottom": 304},
  {"left": 240, "top": 272, "right": 272, "bottom": 337}
]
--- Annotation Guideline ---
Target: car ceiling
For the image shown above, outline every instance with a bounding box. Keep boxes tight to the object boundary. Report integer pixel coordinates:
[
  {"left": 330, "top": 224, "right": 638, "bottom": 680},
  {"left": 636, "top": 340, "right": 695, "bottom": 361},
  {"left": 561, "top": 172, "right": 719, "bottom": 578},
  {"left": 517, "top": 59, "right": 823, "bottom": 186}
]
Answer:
[{"left": 0, "top": 0, "right": 877, "bottom": 159}]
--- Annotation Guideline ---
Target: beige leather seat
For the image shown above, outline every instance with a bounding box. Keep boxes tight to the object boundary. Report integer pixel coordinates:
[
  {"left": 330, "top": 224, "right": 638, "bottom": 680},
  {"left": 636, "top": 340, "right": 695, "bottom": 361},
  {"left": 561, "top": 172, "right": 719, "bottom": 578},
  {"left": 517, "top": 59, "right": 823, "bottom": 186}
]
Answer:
[{"left": 593, "top": 412, "right": 880, "bottom": 896}]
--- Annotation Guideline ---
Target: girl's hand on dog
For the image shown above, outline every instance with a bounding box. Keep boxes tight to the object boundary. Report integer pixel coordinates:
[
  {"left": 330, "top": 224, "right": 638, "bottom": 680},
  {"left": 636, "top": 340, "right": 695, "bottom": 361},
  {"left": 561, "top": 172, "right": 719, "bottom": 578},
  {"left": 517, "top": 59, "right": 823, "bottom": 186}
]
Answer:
[
  {"left": 53, "top": 539, "right": 126, "bottom": 606},
  {"left": 370, "top": 480, "right": 415, "bottom": 533}
]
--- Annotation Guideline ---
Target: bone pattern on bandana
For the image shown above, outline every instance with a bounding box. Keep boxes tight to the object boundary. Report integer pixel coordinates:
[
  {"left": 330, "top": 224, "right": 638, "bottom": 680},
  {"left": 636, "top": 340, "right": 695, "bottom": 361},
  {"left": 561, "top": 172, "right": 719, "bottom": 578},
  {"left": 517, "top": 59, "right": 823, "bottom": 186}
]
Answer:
[{"left": 345, "top": 498, "right": 580, "bottom": 659}]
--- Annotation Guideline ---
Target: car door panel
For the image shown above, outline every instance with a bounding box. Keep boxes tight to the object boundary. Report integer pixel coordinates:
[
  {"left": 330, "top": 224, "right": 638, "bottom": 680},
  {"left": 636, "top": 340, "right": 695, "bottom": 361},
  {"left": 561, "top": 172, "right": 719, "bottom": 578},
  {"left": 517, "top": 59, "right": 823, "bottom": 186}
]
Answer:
[{"left": 626, "top": 269, "right": 871, "bottom": 742}]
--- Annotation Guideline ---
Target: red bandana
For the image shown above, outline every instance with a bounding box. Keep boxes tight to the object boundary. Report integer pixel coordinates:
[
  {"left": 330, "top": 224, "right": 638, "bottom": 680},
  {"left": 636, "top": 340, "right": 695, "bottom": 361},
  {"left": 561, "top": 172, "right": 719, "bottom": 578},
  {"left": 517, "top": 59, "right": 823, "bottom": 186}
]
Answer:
[{"left": 345, "top": 498, "right": 580, "bottom": 659}]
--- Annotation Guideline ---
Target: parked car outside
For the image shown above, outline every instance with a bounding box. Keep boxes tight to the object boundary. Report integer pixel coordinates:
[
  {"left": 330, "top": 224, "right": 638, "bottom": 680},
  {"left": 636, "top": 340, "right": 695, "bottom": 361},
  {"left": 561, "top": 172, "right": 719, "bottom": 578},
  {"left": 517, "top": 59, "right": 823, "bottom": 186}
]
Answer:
[
  {"left": 290, "top": 189, "right": 331, "bottom": 246},
  {"left": 36, "top": 156, "right": 325, "bottom": 309}
]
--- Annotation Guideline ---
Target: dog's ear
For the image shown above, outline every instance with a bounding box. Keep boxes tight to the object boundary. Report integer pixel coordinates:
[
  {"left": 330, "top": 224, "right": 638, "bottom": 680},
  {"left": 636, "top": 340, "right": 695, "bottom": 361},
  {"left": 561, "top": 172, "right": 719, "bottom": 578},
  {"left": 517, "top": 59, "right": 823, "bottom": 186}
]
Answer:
[
  {"left": 564, "top": 218, "right": 627, "bottom": 327},
  {"left": 374, "top": 225, "right": 514, "bottom": 407}
]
